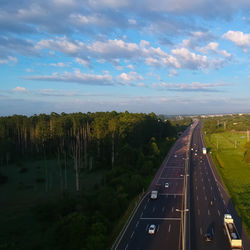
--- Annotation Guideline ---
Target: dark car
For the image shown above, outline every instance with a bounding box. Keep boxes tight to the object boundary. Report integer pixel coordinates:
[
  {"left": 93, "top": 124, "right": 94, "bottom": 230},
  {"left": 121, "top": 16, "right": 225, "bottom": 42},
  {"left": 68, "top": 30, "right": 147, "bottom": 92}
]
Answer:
[
  {"left": 204, "top": 232, "right": 213, "bottom": 241},
  {"left": 204, "top": 224, "right": 214, "bottom": 242}
]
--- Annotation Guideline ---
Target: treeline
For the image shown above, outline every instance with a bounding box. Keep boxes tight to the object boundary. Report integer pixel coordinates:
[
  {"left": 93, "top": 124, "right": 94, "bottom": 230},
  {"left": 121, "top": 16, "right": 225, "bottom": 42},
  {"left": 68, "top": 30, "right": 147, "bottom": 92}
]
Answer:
[
  {"left": 0, "top": 111, "right": 188, "bottom": 250},
  {"left": 202, "top": 114, "right": 250, "bottom": 134},
  {"left": 202, "top": 114, "right": 250, "bottom": 164}
]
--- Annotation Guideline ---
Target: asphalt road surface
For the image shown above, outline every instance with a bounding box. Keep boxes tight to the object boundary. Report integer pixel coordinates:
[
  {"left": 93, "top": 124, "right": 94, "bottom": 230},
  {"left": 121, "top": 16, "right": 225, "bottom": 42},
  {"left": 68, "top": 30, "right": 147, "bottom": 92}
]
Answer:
[
  {"left": 113, "top": 121, "right": 250, "bottom": 250},
  {"left": 114, "top": 122, "right": 195, "bottom": 250}
]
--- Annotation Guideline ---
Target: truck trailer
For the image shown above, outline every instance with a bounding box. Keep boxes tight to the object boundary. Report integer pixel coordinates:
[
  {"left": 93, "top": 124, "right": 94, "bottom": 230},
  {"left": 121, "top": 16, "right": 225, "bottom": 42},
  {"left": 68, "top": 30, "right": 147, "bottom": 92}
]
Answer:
[{"left": 224, "top": 214, "right": 242, "bottom": 249}]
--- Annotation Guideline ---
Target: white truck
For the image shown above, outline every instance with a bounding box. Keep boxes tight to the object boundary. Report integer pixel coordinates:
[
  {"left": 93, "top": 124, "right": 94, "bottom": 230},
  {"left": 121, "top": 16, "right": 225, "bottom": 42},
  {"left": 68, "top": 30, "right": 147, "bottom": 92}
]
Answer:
[
  {"left": 224, "top": 214, "right": 242, "bottom": 249},
  {"left": 202, "top": 147, "right": 207, "bottom": 155},
  {"left": 150, "top": 190, "right": 158, "bottom": 200}
]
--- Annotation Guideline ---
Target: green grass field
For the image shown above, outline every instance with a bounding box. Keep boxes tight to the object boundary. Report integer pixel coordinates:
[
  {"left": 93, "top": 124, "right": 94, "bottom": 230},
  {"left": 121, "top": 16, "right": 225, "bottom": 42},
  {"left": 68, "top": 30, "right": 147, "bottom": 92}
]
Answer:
[{"left": 204, "top": 131, "right": 250, "bottom": 234}]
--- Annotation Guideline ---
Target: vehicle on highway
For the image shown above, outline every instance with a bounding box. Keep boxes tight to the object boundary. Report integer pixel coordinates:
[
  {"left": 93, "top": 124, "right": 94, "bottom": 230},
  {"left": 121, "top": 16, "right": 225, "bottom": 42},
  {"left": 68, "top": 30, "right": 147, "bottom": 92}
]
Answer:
[
  {"left": 164, "top": 182, "right": 169, "bottom": 188},
  {"left": 204, "top": 232, "right": 213, "bottom": 242},
  {"left": 224, "top": 214, "right": 242, "bottom": 249},
  {"left": 202, "top": 147, "right": 207, "bottom": 154},
  {"left": 204, "top": 224, "right": 214, "bottom": 242},
  {"left": 150, "top": 190, "right": 158, "bottom": 200},
  {"left": 148, "top": 224, "right": 156, "bottom": 234}
]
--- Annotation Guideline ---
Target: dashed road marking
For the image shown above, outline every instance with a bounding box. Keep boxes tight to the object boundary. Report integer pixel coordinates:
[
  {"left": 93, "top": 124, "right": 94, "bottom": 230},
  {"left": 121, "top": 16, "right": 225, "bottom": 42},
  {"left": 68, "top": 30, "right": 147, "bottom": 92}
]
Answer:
[
  {"left": 203, "top": 186, "right": 205, "bottom": 190},
  {"left": 136, "top": 221, "right": 139, "bottom": 227},
  {"left": 125, "top": 243, "right": 128, "bottom": 250},
  {"left": 205, "top": 196, "right": 207, "bottom": 200},
  {"left": 172, "top": 207, "right": 174, "bottom": 212},
  {"left": 140, "top": 217, "right": 181, "bottom": 220},
  {"left": 218, "top": 210, "right": 220, "bottom": 216},
  {"left": 162, "top": 207, "right": 165, "bottom": 212},
  {"left": 198, "top": 209, "right": 200, "bottom": 215},
  {"left": 197, "top": 196, "right": 198, "bottom": 201},
  {"left": 200, "top": 227, "right": 203, "bottom": 235},
  {"left": 153, "top": 207, "right": 156, "bottom": 212},
  {"left": 140, "top": 211, "right": 144, "bottom": 217},
  {"left": 168, "top": 224, "right": 171, "bottom": 232},
  {"left": 130, "top": 231, "right": 135, "bottom": 239},
  {"left": 208, "top": 209, "right": 210, "bottom": 215},
  {"left": 195, "top": 186, "right": 197, "bottom": 190}
]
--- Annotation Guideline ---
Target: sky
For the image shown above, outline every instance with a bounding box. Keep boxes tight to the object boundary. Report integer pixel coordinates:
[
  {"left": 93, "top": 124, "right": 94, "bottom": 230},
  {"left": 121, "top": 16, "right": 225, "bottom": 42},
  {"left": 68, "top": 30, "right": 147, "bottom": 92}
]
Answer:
[{"left": 1, "top": 0, "right": 250, "bottom": 116}]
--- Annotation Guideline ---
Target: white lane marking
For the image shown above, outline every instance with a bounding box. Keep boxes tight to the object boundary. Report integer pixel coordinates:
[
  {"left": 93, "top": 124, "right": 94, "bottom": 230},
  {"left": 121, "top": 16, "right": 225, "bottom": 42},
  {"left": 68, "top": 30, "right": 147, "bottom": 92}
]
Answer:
[
  {"left": 130, "top": 231, "right": 135, "bottom": 239},
  {"left": 195, "top": 186, "right": 197, "bottom": 190},
  {"left": 223, "top": 199, "right": 226, "bottom": 205},
  {"left": 168, "top": 224, "right": 171, "bottom": 232},
  {"left": 208, "top": 209, "right": 210, "bottom": 215},
  {"left": 200, "top": 227, "right": 203, "bottom": 235},
  {"left": 211, "top": 186, "right": 212, "bottom": 190},
  {"left": 140, "top": 217, "right": 181, "bottom": 220},
  {"left": 172, "top": 207, "right": 174, "bottom": 212},
  {"left": 174, "top": 195, "right": 176, "bottom": 199},
  {"left": 205, "top": 196, "right": 207, "bottom": 200},
  {"left": 162, "top": 207, "right": 165, "bottom": 212},
  {"left": 214, "top": 197, "right": 216, "bottom": 201},
  {"left": 218, "top": 210, "right": 220, "bottom": 216},
  {"left": 136, "top": 221, "right": 139, "bottom": 227},
  {"left": 125, "top": 244, "right": 128, "bottom": 250},
  {"left": 202, "top": 178, "right": 203, "bottom": 182},
  {"left": 203, "top": 186, "right": 205, "bottom": 190},
  {"left": 197, "top": 196, "right": 198, "bottom": 201},
  {"left": 153, "top": 207, "right": 156, "bottom": 212},
  {"left": 198, "top": 209, "right": 200, "bottom": 215},
  {"left": 140, "top": 211, "right": 144, "bottom": 217}
]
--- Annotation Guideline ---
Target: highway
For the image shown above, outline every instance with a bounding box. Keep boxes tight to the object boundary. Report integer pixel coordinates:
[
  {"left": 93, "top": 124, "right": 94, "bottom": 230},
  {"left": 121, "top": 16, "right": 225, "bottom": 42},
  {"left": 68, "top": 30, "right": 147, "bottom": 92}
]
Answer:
[
  {"left": 190, "top": 122, "right": 250, "bottom": 250},
  {"left": 113, "top": 121, "right": 250, "bottom": 250},
  {"left": 114, "top": 122, "right": 195, "bottom": 250}
]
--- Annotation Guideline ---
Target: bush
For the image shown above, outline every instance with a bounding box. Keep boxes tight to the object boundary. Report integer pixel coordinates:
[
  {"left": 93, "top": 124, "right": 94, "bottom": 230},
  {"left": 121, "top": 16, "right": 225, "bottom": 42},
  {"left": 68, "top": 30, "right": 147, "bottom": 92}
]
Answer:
[{"left": 0, "top": 172, "right": 8, "bottom": 185}]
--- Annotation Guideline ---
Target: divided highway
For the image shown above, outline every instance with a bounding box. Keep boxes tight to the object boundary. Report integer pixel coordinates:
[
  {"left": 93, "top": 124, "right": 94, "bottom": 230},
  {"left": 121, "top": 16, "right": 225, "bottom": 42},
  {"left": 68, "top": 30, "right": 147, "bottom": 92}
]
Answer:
[{"left": 113, "top": 121, "right": 250, "bottom": 250}]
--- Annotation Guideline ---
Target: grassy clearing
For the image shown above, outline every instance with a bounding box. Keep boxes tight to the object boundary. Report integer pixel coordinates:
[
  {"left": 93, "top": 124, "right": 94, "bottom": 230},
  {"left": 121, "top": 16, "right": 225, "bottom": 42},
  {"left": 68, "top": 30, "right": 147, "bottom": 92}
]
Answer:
[{"left": 204, "top": 131, "right": 250, "bottom": 234}]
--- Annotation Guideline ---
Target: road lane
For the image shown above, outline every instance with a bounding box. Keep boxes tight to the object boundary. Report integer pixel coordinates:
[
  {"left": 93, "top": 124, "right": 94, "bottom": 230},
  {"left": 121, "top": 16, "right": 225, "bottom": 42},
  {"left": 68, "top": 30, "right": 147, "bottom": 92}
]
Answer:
[{"left": 114, "top": 122, "right": 196, "bottom": 250}]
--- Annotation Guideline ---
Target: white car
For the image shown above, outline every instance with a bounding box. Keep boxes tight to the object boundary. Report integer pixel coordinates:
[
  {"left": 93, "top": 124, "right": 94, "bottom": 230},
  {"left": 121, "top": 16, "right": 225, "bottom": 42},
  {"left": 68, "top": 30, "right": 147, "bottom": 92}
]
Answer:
[
  {"left": 148, "top": 224, "right": 156, "bottom": 234},
  {"left": 165, "top": 182, "right": 169, "bottom": 188}
]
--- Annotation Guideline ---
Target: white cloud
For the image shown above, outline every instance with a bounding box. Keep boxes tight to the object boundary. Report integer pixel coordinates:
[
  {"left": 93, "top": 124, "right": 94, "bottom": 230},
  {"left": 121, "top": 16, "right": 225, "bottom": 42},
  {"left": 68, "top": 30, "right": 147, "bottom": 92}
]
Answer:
[
  {"left": 127, "top": 64, "right": 134, "bottom": 70},
  {"left": 197, "top": 42, "right": 231, "bottom": 58},
  {"left": 169, "top": 69, "right": 178, "bottom": 77},
  {"left": 118, "top": 71, "right": 143, "bottom": 82},
  {"left": 13, "top": 86, "right": 27, "bottom": 92},
  {"left": 50, "top": 62, "right": 71, "bottom": 67},
  {"left": 152, "top": 81, "right": 227, "bottom": 92},
  {"left": 128, "top": 19, "right": 137, "bottom": 25},
  {"left": 223, "top": 30, "right": 250, "bottom": 52},
  {"left": 26, "top": 68, "right": 33, "bottom": 72},
  {"left": 0, "top": 56, "right": 18, "bottom": 65},
  {"left": 25, "top": 70, "right": 113, "bottom": 86},
  {"left": 75, "top": 58, "right": 90, "bottom": 68}
]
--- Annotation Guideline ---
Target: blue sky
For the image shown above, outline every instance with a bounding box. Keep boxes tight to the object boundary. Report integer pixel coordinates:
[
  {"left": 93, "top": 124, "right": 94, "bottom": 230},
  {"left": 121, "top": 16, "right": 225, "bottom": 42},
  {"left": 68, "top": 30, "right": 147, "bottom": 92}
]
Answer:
[{"left": 1, "top": 0, "right": 250, "bottom": 116}]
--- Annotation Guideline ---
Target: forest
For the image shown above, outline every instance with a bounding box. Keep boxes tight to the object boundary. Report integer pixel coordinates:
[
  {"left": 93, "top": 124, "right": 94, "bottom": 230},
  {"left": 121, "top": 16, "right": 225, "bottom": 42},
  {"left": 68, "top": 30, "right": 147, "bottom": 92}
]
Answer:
[{"left": 0, "top": 112, "right": 191, "bottom": 250}]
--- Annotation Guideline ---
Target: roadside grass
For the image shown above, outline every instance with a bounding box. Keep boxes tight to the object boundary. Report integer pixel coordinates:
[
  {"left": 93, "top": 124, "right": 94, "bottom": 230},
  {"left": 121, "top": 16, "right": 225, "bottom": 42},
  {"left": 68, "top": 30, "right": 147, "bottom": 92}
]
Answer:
[{"left": 204, "top": 131, "right": 250, "bottom": 235}]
